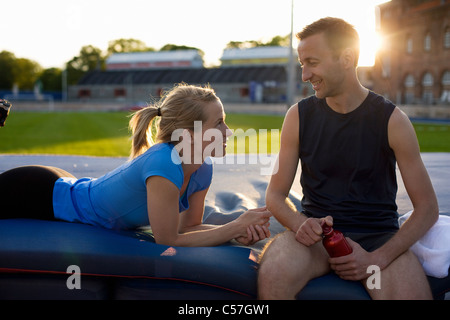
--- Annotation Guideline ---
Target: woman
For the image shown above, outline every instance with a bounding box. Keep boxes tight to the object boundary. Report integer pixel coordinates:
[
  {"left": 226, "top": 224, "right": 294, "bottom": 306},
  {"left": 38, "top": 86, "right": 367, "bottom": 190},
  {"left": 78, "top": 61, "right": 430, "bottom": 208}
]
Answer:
[{"left": 0, "top": 84, "right": 271, "bottom": 246}]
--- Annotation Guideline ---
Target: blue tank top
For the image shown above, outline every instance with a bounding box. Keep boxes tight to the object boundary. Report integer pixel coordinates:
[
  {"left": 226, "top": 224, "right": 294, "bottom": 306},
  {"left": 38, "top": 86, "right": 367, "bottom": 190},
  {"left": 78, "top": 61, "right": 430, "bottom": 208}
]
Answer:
[
  {"left": 53, "top": 143, "right": 213, "bottom": 230},
  {"left": 298, "top": 92, "right": 399, "bottom": 233}
]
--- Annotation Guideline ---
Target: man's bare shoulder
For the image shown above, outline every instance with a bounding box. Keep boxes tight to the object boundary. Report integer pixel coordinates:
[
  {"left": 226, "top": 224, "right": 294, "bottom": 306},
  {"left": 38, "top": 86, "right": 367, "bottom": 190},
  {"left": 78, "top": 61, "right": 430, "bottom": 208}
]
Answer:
[
  {"left": 286, "top": 102, "right": 299, "bottom": 117},
  {"left": 389, "top": 106, "right": 410, "bottom": 125},
  {"left": 283, "top": 103, "right": 299, "bottom": 126}
]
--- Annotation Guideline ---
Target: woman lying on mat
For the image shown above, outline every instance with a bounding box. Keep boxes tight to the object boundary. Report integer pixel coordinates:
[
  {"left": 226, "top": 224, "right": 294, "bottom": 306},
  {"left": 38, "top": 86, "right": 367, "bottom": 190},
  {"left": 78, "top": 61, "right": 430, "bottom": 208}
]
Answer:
[{"left": 0, "top": 84, "right": 271, "bottom": 247}]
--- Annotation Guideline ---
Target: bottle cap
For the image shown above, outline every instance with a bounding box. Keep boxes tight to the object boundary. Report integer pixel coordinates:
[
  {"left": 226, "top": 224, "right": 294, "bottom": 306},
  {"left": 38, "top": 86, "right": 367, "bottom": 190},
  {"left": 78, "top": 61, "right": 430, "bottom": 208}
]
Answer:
[{"left": 321, "top": 220, "right": 333, "bottom": 235}]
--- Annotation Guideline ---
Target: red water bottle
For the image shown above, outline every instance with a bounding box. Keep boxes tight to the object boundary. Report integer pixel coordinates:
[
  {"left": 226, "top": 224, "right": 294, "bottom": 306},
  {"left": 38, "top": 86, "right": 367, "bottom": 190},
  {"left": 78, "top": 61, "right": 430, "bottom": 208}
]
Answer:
[{"left": 321, "top": 221, "right": 353, "bottom": 257}]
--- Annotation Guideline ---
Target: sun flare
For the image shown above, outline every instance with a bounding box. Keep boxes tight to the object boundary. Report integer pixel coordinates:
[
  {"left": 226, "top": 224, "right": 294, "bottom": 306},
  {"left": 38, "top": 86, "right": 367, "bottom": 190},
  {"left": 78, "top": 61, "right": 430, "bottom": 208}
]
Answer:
[{"left": 358, "top": 31, "right": 384, "bottom": 67}]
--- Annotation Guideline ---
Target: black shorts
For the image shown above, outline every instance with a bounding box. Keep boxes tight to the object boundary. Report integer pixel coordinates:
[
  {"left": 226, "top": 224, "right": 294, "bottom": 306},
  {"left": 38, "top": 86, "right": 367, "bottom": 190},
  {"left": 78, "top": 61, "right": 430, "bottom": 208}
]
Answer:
[
  {"left": 343, "top": 231, "right": 396, "bottom": 252},
  {"left": 301, "top": 211, "right": 397, "bottom": 252},
  {"left": 0, "top": 165, "right": 75, "bottom": 220}
]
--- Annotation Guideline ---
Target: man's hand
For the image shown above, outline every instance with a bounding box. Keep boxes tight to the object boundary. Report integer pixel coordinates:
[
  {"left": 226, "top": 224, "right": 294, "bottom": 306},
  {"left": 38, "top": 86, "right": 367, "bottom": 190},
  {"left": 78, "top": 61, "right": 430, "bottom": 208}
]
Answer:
[
  {"left": 328, "top": 238, "right": 378, "bottom": 281},
  {"left": 295, "top": 215, "right": 333, "bottom": 246}
]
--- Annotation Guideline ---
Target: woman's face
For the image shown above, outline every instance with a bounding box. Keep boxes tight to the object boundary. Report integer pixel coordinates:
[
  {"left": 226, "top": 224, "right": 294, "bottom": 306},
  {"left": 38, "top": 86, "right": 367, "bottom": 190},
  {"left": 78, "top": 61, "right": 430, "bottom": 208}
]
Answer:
[{"left": 197, "top": 100, "right": 232, "bottom": 159}]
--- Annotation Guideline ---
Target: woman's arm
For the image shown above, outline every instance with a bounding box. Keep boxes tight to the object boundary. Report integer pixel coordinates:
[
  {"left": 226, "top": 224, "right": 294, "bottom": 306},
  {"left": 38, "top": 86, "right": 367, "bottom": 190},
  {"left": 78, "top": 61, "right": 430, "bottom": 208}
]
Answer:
[
  {"left": 146, "top": 176, "right": 271, "bottom": 247},
  {"left": 178, "top": 187, "right": 212, "bottom": 232},
  {"left": 179, "top": 190, "right": 270, "bottom": 245}
]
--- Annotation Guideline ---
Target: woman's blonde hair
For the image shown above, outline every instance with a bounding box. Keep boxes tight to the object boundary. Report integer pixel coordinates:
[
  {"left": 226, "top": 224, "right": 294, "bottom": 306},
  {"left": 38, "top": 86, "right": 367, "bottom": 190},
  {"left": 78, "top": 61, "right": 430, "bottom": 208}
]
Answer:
[{"left": 128, "top": 83, "right": 219, "bottom": 159}]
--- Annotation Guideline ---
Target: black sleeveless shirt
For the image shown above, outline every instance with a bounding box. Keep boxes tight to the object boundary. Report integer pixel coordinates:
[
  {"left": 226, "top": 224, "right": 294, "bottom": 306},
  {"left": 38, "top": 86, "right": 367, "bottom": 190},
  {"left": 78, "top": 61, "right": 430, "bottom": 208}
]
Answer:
[{"left": 298, "top": 91, "right": 399, "bottom": 233}]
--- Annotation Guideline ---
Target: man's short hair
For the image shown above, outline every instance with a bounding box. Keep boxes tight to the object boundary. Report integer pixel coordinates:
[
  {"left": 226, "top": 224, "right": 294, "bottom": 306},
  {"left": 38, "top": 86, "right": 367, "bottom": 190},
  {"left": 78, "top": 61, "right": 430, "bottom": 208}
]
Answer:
[{"left": 296, "top": 17, "right": 360, "bottom": 66}]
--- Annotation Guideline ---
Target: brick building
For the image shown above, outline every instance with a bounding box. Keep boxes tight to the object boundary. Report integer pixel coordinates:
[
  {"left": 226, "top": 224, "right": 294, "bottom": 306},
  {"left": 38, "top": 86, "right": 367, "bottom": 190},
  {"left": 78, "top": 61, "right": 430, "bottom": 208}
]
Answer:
[{"left": 372, "top": 0, "right": 450, "bottom": 105}]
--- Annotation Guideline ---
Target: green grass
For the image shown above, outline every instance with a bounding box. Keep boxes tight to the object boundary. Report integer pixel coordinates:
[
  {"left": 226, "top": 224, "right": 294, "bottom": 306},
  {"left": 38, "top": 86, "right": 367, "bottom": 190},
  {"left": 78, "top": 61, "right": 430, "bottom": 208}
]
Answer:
[
  {"left": 413, "top": 123, "right": 450, "bottom": 152},
  {"left": 0, "top": 112, "right": 285, "bottom": 156},
  {"left": 0, "top": 112, "right": 131, "bottom": 156},
  {"left": 225, "top": 114, "right": 283, "bottom": 154},
  {"left": 0, "top": 112, "right": 449, "bottom": 156}
]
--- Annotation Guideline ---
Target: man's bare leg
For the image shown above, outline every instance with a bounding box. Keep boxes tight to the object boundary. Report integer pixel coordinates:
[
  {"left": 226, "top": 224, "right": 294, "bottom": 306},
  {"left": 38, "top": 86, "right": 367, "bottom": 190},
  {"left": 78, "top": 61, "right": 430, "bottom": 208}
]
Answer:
[
  {"left": 257, "top": 231, "right": 330, "bottom": 299},
  {"left": 364, "top": 250, "right": 432, "bottom": 300}
]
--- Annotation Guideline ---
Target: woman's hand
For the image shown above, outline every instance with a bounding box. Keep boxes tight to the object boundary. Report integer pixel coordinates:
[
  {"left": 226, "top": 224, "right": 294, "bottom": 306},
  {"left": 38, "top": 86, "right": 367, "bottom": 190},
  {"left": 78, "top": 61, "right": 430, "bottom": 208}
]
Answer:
[
  {"left": 233, "top": 207, "right": 272, "bottom": 245},
  {"left": 235, "top": 223, "right": 271, "bottom": 245},
  {"left": 235, "top": 207, "right": 272, "bottom": 232}
]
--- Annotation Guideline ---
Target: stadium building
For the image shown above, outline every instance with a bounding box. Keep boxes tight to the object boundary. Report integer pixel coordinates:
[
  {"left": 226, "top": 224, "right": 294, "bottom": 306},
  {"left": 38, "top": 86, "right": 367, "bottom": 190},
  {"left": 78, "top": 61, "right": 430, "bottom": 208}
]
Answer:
[{"left": 68, "top": 47, "right": 303, "bottom": 104}]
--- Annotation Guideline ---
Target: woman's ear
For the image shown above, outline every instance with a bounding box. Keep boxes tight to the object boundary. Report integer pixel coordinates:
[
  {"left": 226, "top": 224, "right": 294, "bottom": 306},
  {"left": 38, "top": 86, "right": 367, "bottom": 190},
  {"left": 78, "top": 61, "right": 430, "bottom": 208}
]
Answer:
[
  {"left": 183, "top": 129, "right": 194, "bottom": 145},
  {"left": 173, "top": 129, "right": 194, "bottom": 164}
]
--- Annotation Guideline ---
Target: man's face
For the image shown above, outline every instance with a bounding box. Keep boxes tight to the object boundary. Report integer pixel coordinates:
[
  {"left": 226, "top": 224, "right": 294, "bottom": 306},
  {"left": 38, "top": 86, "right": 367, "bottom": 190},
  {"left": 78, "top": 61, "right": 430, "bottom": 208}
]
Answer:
[{"left": 297, "top": 33, "right": 345, "bottom": 99}]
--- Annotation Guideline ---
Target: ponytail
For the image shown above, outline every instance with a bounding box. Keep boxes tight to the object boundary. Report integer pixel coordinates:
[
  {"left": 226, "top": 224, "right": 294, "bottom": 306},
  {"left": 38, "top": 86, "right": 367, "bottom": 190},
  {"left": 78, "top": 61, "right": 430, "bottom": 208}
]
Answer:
[{"left": 128, "top": 106, "right": 159, "bottom": 159}]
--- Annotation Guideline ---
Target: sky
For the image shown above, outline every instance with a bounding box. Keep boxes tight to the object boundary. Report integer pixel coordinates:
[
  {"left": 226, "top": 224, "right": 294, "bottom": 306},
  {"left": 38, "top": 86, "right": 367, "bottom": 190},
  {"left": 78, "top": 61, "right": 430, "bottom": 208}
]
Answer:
[{"left": 1, "top": 0, "right": 389, "bottom": 69}]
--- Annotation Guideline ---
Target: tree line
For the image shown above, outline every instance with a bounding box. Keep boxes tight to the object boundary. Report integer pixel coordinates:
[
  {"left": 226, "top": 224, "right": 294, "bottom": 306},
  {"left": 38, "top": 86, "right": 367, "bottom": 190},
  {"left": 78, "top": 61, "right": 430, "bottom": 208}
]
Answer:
[{"left": 0, "top": 35, "right": 289, "bottom": 93}]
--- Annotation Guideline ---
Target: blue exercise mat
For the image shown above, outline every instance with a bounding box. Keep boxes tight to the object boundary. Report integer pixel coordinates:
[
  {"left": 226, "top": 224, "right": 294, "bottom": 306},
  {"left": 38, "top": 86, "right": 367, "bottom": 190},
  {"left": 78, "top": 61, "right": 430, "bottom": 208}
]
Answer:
[{"left": 0, "top": 154, "right": 449, "bottom": 299}]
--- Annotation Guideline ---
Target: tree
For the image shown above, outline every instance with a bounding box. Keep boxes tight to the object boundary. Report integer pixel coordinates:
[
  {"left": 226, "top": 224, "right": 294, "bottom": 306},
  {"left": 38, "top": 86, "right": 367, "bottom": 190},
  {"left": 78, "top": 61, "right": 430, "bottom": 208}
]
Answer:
[
  {"left": 226, "top": 40, "right": 260, "bottom": 49},
  {"left": 13, "top": 58, "right": 43, "bottom": 90},
  {"left": 0, "top": 51, "right": 43, "bottom": 91},
  {"left": 0, "top": 51, "right": 16, "bottom": 90},
  {"left": 265, "top": 35, "right": 291, "bottom": 47},
  {"left": 107, "top": 38, "right": 154, "bottom": 55},
  {"left": 160, "top": 44, "right": 204, "bottom": 56},
  {"left": 39, "top": 68, "right": 62, "bottom": 92},
  {"left": 66, "top": 45, "right": 104, "bottom": 85},
  {"left": 226, "top": 34, "right": 290, "bottom": 49}
]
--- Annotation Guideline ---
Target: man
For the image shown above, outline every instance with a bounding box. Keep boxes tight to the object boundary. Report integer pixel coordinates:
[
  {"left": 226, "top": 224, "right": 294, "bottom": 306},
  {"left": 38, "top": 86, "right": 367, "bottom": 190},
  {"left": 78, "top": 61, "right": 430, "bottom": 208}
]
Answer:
[{"left": 258, "top": 17, "right": 439, "bottom": 299}]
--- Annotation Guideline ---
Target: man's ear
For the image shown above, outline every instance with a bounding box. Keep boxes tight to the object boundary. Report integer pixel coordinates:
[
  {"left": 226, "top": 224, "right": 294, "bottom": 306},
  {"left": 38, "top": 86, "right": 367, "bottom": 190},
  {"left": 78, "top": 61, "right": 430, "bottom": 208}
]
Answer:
[{"left": 341, "top": 48, "right": 356, "bottom": 69}]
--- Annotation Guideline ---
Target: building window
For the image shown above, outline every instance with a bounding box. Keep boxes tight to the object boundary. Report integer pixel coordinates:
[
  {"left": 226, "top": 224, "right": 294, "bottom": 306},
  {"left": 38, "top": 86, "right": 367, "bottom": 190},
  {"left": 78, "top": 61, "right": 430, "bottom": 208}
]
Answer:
[
  {"left": 422, "top": 72, "right": 434, "bottom": 87},
  {"left": 442, "top": 71, "right": 450, "bottom": 103},
  {"left": 422, "top": 72, "right": 434, "bottom": 104},
  {"left": 443, "top": 71, "right": 450, "bottom": 86},
  {"left": 381, "top": 55, "right": 391, "bottom": 78},
  {"left": 444, "top": 27, "right": 450, "bottom": 49},
  {"left": 406, "top": 35, "right": 413, "bottom": 54},
  {"left": 114, "top": 88, "right": 126, "bottom": 97},
  {"left": 239, "top": 87, "right": 249, "bottom": 97},
  {"left": 404, "top": 74, "right": 415, "bottom": 88},
  {"left": 404, "top": 74, "right": 415, "bottom": 104},
  {"left": 78, "top": 89, "right": 91, "bottom": 98},
  {"left": 424, "top": 32, "right": 431, "bottom": 52},
  {"left": 379, "top": 38, "right": 391, "bottom": 78}
]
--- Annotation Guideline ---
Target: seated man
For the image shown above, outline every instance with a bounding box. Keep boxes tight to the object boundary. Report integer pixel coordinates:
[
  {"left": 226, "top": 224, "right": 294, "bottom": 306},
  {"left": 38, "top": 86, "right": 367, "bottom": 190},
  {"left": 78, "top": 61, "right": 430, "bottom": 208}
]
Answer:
[{"left": 258, "top": 17, "right": 439, "bottom": 300}]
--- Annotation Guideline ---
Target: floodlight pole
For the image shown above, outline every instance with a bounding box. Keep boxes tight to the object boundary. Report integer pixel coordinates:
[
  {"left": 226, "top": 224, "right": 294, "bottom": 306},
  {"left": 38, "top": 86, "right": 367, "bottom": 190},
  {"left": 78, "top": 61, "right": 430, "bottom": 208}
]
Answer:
[
  {"left": 62, "top": 66, "right": 68, "bottom": 102},
  {"left": 286, "top": 0, "right": 296, "bottom": 108}
]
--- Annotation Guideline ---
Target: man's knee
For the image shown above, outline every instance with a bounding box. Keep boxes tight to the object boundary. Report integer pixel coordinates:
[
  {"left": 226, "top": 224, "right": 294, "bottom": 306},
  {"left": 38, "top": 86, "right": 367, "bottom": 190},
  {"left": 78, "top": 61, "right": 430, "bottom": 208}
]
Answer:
[
  {"left": 257, "top": 231, "right": 301, "bottom": 299},
  {"left": 259, "top": 230, "right": 329, "bottom": 271},
  {"left": 259, "top": 231, "right": 293, "bottom": 264},
  {"left": 367, "top": 249, "right": 432, "bottom": 300},
  {"left": 258, "top": 231, "right": 295, "bottom": 280},
  {"left": 257, "top": 231, "right": 330, "bottom": 299}
]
